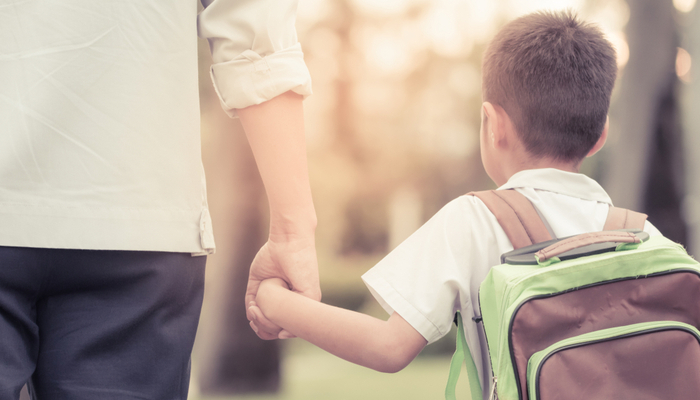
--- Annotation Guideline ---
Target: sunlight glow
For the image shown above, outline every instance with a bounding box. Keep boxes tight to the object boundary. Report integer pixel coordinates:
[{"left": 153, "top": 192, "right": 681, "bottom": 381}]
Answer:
[
  {"left": 674, "top": 0, "right": 697, "bottom": 13},
  {"left": 462, "top": 0, "right": 500, "bottom": 43},
  {"left": 368, "top": 34, "right": 412, "bottom": 75},
  {"left": 356, "top": 25, "right": 419, "bottom": 77},
  {"left": 420, "top": 4, "right": 472, "bottom": 57},
  {"left": 504, "top": 0, "right": 584, "bottom": 19},
  {"left": 296, "top": 0, "right": 334, "bottom": 27},
  {"left": 351, "top": 0, "right": 423, "bottom": 16},
  {"left": 677, "top": 47, "right": 692, "bottom": 83},
  {"left": 352, "top": 81, "right": 407, "bottom": 116},
  {"left": 587, "top": 0, "right": 630, "bottom": 36},
  {"left": 607, "top": 31, "right": 630, "bottom": 69}
]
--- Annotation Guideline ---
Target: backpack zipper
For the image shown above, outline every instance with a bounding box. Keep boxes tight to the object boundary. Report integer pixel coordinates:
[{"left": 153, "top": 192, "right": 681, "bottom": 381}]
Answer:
[{"left": 487, "top": 376, "right": 498, "bottom": 400}]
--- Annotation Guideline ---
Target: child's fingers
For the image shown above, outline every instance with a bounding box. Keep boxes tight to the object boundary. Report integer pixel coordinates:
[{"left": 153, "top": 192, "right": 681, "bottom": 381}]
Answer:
[
  {"left": 247, "top": 304, "right": 284, "bottom": 336},
  {"left": 247, "top": 302, "right": 296, "bottom": 339},
  {"left": 248, "top": 302, "right": 296, "bottom": 339},
  {"left": 278, "top": 330, "right": 296, "bottom": 339},
  {"left": 249, "top": 320, "right": 278, "bottom": 340}
]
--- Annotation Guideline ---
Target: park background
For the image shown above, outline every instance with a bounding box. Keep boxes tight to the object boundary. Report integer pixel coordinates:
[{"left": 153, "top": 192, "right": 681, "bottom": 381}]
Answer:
[{"left": 191, "top": 0, "right": 700, "bottom": 399}]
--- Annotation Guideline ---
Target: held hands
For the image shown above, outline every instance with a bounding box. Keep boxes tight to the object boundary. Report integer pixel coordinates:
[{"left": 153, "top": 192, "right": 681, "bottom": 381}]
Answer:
[
  {"left": 248, "top": 278, "right": 290, "bottom": 339},
  {"left": 245, "top": 234, "right": 320, "bottom": 340}
]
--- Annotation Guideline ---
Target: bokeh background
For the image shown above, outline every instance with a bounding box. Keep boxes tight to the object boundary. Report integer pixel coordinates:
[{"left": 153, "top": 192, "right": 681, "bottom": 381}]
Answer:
[{"left": 190, "top": 0, "right": 700, "bottom": 399}]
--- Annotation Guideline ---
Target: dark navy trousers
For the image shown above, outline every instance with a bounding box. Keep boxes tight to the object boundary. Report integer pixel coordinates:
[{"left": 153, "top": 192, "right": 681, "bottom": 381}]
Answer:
[{"left": 0, "top": 246, "right": 206, "bottom": 400}]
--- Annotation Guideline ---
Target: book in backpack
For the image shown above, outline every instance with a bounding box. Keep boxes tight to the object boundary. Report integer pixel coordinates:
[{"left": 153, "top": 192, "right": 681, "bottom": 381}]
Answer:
[{"left": 445, "top": 189, "right": 700, "bottom": 400}]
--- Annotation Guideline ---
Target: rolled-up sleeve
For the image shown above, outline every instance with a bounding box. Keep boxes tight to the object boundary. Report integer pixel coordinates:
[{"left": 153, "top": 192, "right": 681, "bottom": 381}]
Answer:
[{"left": 197, "top": 0, "right": 312, "bottom": 117}]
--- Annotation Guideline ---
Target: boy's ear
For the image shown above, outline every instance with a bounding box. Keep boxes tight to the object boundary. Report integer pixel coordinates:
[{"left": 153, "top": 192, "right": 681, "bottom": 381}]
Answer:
[
  {"left": 586, "top": 117, "right": 609, "bottom": 157},
  {"left": 482, "top": 102, "right": 494, "bottom": 147},
  {"left": 482, "top": 102, "right": 508, "bottom": 148}
]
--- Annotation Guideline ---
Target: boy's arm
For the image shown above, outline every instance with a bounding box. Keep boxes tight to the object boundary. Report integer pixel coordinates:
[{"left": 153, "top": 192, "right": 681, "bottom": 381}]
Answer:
[{"left": 252, "top": 279, "right": 428, "bottom": 373}]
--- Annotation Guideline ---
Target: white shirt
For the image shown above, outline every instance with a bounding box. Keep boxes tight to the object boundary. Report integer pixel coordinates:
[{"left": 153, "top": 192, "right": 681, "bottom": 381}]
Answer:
[
  {"left": 0, "top": 0, "right": 312, "bottom": 255},
  {"left": 362, "top": 168, "right": 660, "bottom": 396}
]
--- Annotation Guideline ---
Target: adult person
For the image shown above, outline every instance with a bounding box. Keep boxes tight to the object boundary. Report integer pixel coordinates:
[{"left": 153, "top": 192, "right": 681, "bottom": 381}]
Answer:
[{"left": 0, "top": 0, "right": 319, "bottom": 399}]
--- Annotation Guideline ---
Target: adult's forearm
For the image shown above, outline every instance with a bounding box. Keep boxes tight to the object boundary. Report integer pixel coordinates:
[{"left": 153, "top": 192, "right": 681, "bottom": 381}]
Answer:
[
  {"left": 237, "top": 91, "right": 316, "bottom": 238},
  {"left": 257, "top": 282, "right": 427, "bottom": 373}
]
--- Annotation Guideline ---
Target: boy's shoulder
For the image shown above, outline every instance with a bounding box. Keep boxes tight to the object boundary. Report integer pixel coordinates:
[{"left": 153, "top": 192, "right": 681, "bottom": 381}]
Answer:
[
  {"left": 372, "top": 168, "right": 629, "bottom": 278},
  {"left": 442, "top": 168, "right": 642, "bottom": 247},
  {"left": 451, "top": 168, "right": 611, "bottom": 222}
]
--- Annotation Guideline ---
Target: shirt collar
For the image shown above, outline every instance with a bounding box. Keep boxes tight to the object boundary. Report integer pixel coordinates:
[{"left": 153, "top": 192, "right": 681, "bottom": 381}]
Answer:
[{"left": 497, "top": 168, "right": 612, "bottom": 205}]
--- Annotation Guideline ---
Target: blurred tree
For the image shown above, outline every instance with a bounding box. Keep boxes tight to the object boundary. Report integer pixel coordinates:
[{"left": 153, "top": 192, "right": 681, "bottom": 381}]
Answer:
[
  {"left": 681, "top": 4, "right": 700, "bottom": 256},
  {"left": 604, "top": 0, "right": 687, "bottom": 245},
  {"left": 195, "top": 41, "right": 280, "bottom": 394},
  {"left": 303, "top": 0, "right": 486, "bottom": 258}
]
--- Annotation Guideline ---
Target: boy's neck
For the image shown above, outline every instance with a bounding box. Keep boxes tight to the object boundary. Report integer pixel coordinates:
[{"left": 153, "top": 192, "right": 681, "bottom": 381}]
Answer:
[{"left": 497, "top": 152, "right": 581, "bottom": 186}]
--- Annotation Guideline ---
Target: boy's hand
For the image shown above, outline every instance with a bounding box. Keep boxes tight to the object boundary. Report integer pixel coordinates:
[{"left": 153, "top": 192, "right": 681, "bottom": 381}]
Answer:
[
  {"left": 247, "top": 278, "right": 292, "bottom": 339},
  {"left": 245, "top": 236, "right": 320, "bottom": 340},
  {"left": 247, "top": 302, "right": 286, "bottom": 340}
]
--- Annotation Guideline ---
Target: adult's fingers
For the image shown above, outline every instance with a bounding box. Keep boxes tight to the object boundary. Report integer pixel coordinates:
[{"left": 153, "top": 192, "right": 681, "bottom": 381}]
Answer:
[
  {"left": 244, "top": 277, "right": 262, "bottom": 320},
  {"left": 278, "top": 330, "right": 296, "bottom": 339}
]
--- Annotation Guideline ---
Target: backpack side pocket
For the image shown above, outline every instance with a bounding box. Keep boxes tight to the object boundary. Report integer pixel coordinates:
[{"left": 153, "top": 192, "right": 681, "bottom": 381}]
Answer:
[{"left": 527, "top": 321, "right": 700, "bottom": 400}]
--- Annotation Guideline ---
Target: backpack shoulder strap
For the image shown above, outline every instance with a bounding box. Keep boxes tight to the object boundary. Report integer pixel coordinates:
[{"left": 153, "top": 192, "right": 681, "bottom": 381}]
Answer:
[
  {"left": 468, "top": 189, "right": 552, "bottom": 250},
  {"left": 445, "top": 312, "right": 482, "bottom": 400},
  {"left": 603, "top": 207, "right": 648, "bottom": 230}
]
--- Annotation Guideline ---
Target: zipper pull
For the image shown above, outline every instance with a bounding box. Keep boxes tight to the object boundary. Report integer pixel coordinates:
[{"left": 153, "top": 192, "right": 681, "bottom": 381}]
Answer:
[{"left": 488, "top": 376, "right": 498, "bottom": 400}]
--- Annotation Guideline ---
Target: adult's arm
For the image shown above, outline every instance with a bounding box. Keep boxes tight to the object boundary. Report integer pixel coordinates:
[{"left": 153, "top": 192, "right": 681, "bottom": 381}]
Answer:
[
  {"left": 253, "top": 279, "right": 428, "bottom": 373},
  {"left": 198, "top": 0, "right": 312, "bottom": 116},
  {"left": 198, "top": 0, "right": 319, "bottom": 339},
  {"left": 238, "top": 92, "right": 320, "bottom": 340}
]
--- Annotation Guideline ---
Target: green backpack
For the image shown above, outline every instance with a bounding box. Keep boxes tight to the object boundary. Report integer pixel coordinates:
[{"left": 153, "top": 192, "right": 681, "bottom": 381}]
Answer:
[{"left": 445, "top": 189, "right": 700, "bottom": 400}]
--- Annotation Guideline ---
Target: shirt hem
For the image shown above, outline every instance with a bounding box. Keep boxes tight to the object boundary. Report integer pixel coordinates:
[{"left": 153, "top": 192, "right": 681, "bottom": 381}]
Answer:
[
  {"left": 0, "top": 209, "right": 215, "bottom": 256},
  {"left": 361, "top": 268, "right": 444, "bottom": 344}
]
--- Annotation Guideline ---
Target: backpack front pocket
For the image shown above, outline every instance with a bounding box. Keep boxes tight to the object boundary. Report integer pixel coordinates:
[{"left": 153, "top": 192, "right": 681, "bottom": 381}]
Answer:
[{"left": 527, "top": 321, "right": 700, "bottom": 400}]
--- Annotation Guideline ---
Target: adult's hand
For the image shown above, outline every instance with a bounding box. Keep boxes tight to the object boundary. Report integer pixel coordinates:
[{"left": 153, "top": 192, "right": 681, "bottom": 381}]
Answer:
[{"left": 245, "top": 234, "right": 320, "bottom": 340}]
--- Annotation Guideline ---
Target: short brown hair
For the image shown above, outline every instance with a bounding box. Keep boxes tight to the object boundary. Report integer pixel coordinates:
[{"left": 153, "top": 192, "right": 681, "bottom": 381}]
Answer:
[{"left": 482, "top": 11, "right": 617, "bottom": 162}]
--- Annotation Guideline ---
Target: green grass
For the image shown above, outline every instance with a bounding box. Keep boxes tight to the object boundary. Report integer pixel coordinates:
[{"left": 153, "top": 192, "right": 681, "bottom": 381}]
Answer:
[
  {"left": 192, "top": 339, "right": 472, "bottom": 400},
  {"left": 192, "top": 251, "right": 473, "bottom": 400}
]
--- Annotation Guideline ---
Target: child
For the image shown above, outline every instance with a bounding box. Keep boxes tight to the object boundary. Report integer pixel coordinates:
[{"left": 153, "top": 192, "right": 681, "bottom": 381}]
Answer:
[{"left": 247, "top": 10, "right": 661, "bottom": 398}]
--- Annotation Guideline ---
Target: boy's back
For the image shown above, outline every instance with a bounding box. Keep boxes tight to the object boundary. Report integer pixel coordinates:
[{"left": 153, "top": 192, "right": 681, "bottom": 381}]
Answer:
[{"left": 362, "top": 168, "right": 662, "bottom": 394}]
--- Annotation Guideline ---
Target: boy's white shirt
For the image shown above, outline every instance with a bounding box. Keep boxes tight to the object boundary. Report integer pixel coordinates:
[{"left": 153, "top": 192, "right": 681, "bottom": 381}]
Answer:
[{"left": 362, "top": 168, "right": 661, "bottom": 396}]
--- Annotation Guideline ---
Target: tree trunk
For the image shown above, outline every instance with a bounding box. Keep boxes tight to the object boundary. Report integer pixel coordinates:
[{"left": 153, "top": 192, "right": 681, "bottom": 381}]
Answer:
[
  {"left": 197, "top": 148, "right": 279, "bottom": 394},
  {"left": 195, "top": 39, "right": 280, "bottom": 395},
  {"left": 605, "top": 0, "right": 686, "bottom": 245},
  {"left": 681, "top": 5, "right": 700, "bottom": 256}
]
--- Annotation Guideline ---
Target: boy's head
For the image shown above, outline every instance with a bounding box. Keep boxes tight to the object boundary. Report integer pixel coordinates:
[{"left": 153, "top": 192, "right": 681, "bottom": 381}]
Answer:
[{"left": 482, "top": 10, "right": 617, "bottom": 164}]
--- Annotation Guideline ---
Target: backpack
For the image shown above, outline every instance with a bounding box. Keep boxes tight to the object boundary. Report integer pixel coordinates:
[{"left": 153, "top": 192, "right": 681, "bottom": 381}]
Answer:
[{"left": 445, "top": 189, "right": 700, "bottom": 400}]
